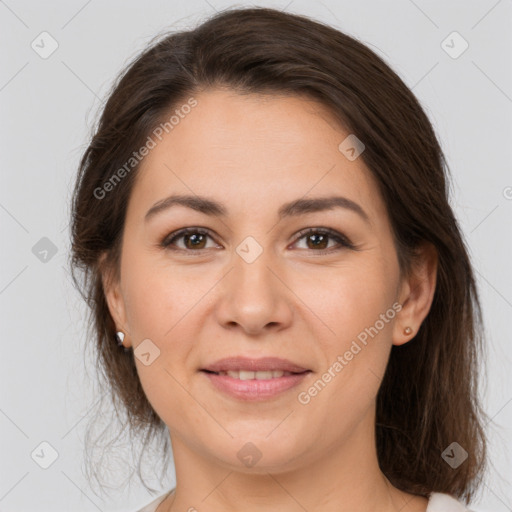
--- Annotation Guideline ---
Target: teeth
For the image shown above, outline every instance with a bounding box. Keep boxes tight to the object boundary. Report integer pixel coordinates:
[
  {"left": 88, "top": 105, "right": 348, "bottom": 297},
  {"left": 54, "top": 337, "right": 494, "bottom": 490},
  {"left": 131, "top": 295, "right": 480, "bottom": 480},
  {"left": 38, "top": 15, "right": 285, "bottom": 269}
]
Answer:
[{"left": 217, "top": 370, "right": 291, "bottom": 379}]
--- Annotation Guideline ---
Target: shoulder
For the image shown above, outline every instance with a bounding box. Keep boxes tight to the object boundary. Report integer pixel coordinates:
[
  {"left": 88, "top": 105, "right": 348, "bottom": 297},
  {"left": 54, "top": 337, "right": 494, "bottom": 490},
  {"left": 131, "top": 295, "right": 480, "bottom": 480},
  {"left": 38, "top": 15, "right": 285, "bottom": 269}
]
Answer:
[
  {"left": 427, "top": 492, "right": 474, "bottom": 512},
  {"left": 135, "top": 490, "right": 171, "bottom": 512}
]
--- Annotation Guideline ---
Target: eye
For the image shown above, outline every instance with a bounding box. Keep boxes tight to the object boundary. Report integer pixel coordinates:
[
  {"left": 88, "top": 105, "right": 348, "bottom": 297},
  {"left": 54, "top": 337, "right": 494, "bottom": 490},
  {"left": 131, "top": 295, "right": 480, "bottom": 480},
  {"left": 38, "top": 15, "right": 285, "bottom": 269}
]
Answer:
[
  {"left": 160, "top": 227, "right": 355, "bottom": 254},
  {"left": 292, "top": 227, "right": 355, "bottom": 253},
  {"left": 160, "top": 228, "right": 219, "bottom": 251}
]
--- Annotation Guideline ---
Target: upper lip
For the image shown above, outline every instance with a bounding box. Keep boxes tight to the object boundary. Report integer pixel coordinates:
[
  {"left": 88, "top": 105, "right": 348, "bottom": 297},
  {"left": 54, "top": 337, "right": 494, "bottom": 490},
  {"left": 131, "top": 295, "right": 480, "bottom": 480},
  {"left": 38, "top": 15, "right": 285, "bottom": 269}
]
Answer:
[{"left": 201, "top": 356, "right": 310, "bottom": 373}]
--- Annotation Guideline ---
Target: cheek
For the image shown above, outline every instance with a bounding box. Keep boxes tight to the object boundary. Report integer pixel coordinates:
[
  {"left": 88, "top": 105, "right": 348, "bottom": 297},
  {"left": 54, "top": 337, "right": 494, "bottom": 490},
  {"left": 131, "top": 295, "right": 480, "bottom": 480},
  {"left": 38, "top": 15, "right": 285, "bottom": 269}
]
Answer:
[
  {"left": 295, "top": 259, "right": 397, "bottom": 344},
  {"left": 295, "top": 257, "right": 397, "bottom": 402},
  {"left": 120, "top": 260, "right": 200, "bottom": 425},
  {"left": 295, "top": 281, "right": 395, "bottom": 438},
  {"left": 121, "top": 252, "right": 203, "bottom": 341}
]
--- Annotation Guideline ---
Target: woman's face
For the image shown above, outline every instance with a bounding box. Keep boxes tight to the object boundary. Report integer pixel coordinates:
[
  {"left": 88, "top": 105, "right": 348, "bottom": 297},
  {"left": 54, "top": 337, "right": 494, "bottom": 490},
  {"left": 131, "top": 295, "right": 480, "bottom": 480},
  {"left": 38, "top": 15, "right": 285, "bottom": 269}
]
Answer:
[{"left": 104, "top": 88, "right": 414, "bottom": 472}]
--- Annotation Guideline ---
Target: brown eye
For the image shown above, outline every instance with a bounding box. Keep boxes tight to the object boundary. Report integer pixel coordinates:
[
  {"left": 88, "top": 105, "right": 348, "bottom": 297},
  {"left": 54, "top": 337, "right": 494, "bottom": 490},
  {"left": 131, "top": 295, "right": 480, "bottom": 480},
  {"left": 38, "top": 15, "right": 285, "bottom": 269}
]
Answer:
[
  {"left": 161, "top": 228, "right": 217, "bottom": 251},
  {"left": 293, "top": 228, "right": 354, "bottom": 253},
  {"left": 304, "top": 232, "right": 329, "bottom": 250},
  {"left": 182, "top": 232, "right": 207, "bottom": 249},
  {"left": 161, "top": 227, "right": 354, "bottom": 254}
]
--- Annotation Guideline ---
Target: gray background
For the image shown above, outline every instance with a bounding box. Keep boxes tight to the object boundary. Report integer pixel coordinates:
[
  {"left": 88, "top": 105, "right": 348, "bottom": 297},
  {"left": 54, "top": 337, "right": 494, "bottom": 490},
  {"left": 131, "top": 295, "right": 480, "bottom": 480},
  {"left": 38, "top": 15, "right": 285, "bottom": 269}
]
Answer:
[{"left": 1, "top": 0, "right": 511, "bottom": 510}]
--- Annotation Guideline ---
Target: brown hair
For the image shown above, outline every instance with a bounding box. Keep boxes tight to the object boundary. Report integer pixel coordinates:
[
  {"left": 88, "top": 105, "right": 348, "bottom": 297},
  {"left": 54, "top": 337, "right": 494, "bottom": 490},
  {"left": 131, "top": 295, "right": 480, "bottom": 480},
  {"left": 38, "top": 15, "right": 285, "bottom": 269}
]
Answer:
[{"left": 69, "top": 6, "right": 487, "bottom": 502}]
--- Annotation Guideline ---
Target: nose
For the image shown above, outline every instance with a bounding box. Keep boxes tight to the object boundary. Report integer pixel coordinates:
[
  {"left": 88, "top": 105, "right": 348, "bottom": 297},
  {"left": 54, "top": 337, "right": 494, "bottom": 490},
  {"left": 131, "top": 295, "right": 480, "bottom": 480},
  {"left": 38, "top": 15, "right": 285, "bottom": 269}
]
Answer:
[{"left": 214, "top": 244, "right": 294, "bottom": 336}]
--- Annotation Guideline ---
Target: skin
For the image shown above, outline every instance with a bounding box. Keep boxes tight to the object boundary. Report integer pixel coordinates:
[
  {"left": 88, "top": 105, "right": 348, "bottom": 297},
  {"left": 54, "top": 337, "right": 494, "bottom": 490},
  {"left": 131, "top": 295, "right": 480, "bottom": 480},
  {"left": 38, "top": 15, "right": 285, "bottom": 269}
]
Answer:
[{"left": 102, "top": 88, "right": 437, "bottom": 512}]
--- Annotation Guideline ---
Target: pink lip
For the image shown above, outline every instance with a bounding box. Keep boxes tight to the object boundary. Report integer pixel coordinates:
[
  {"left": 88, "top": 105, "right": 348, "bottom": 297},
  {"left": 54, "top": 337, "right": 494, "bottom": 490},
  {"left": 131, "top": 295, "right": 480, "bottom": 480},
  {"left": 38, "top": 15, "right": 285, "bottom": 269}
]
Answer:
[
  {"left": 201, "top": 371, "right": 310, "bottom": 401},
  {"left": 202, "top": 356, "right": 310, "bottom": 373}
]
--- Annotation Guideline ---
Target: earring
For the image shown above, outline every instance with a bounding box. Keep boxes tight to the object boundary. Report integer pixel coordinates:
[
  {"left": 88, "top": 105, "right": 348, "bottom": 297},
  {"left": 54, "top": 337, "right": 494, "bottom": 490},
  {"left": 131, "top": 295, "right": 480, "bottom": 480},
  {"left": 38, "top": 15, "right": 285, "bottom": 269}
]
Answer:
[
  {"left": 403, "top": 326, "right": 413, "bottom": 335},
  {"left": 116, "top": 331, "right": 125, "bottom": 346}
]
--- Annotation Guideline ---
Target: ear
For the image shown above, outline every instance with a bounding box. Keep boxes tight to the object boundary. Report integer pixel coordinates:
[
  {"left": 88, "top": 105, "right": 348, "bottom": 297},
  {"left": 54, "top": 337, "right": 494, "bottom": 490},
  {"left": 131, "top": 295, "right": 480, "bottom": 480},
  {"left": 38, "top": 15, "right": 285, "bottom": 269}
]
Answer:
[
  {"left": 392, "top": 242, "right": 438, "bottom": 346},
  {"left": 99, "top": 252, "right": 131, "bottom": 347}
]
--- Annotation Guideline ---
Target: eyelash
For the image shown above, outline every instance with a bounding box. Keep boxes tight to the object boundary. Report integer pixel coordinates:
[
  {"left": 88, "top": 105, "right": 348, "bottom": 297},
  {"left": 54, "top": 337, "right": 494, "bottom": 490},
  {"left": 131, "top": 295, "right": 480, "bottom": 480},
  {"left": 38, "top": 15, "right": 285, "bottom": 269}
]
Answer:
[{"left": 160, "top": 227, "right": 355, "bottom": 255}]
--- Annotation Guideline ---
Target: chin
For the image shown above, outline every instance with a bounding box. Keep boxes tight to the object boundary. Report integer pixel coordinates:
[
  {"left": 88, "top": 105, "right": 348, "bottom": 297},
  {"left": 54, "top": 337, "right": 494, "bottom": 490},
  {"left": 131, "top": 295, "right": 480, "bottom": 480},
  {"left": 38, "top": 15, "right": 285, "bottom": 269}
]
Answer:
[{"left": 205, "top": 432, "right": 308, "bottom": 474}]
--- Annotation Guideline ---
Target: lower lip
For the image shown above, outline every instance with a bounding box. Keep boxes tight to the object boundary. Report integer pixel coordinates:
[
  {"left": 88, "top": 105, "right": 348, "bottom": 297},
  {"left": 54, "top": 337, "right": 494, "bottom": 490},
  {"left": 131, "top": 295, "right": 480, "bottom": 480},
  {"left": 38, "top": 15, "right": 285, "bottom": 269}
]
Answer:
[{"left": 201, "top": 371, "right": 311, "bottom": 401}]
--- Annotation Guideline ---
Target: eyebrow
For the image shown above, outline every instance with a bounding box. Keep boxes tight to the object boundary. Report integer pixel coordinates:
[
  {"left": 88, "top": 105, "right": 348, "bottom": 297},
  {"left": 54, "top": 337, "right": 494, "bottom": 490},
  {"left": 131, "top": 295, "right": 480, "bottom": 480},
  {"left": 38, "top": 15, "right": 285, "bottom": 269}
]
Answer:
[{"left": 144, "top": 194, "right": 370, "bottom": 224}]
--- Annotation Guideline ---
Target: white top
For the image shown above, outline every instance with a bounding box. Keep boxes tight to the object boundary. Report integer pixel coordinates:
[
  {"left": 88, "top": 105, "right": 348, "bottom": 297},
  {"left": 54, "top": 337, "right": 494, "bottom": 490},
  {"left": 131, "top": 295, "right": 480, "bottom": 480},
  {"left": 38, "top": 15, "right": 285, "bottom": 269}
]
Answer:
[{"left": 136, "top": 490, "right": 473, "bottom": 511}]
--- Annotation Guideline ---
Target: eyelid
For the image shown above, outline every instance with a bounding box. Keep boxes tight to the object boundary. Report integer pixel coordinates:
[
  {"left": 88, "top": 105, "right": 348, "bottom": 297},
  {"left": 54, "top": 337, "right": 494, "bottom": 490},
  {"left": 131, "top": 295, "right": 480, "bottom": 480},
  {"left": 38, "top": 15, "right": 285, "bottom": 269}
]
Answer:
[
  {"left": 292, "top": 227, "right": 355, "bottom": 251},
  {"left": 161, "top": 227, "right": 219, "bottom": 251},
  {"left": 160, "top": 226, "right": 355, "bottom": 253}
]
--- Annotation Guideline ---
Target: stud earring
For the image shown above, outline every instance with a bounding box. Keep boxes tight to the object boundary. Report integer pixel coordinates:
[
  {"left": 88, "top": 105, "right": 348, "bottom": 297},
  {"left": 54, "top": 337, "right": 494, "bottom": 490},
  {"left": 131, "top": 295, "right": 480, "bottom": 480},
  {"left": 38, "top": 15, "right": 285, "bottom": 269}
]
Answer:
[
  {"left": 116, "top": 331, "right": 125, "bottom": 346},
  {"left": 403, "top": 326, "right": 413, "bottom": 335}
]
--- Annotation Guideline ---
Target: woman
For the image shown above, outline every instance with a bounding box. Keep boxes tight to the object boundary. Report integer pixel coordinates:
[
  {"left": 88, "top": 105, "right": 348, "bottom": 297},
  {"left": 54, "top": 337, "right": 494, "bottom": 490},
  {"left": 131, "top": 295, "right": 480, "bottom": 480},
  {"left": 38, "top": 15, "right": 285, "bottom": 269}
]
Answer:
[{"left": 69, "top": 7, "right": 487, "bottom": 512}]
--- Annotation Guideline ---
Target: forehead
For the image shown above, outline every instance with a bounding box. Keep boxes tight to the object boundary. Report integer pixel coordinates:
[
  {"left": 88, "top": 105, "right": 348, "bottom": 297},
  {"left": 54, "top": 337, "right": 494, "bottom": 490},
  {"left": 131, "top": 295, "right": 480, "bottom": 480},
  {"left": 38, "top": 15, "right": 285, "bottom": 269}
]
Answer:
[{"left": 129, "top": 88, "right": 387, "bottom": 223}]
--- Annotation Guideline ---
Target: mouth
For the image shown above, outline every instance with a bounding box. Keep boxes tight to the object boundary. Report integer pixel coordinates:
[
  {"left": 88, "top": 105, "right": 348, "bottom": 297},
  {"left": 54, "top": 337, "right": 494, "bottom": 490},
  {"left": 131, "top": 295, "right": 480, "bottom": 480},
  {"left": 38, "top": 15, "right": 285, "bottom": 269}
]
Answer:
[
  {"left": 200, "top": 369, "right": 311, "bottom": 401},
  {"left": 201, "top": 355, "right": 311, "bottom": 374},
  {"left": 199, "top": 357, "right": 312, "bottom": 401},
  {"left": 201, "top": 369, "right": 309, "bottom": 380}
]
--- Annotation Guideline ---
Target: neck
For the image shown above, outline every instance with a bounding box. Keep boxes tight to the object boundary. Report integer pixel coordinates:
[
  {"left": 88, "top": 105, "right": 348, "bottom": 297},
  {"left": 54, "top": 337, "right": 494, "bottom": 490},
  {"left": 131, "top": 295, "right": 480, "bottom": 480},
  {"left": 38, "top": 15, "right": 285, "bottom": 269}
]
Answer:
[{"left": 161, "top": 408, "right": 427, "bottom": 512}]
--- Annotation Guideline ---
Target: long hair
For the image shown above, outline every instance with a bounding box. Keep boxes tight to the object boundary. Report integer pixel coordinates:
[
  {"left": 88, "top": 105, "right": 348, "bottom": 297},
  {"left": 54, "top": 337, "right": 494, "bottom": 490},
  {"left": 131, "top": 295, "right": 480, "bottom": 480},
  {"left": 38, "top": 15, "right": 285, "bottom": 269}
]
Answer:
[{"left": 69, "top": 6, "right": 487, "bottom": 502}]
